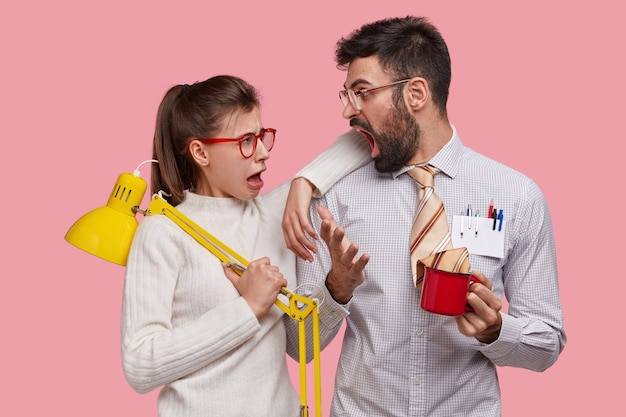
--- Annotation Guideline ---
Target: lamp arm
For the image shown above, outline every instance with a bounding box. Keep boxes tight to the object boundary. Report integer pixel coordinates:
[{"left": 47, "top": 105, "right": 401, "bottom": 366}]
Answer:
[
  {"left": 144, "top": 193, "right": 322, "bottom": 417},
  {"left": 145, "top": 194, "right": 248, "bottom": 269}
]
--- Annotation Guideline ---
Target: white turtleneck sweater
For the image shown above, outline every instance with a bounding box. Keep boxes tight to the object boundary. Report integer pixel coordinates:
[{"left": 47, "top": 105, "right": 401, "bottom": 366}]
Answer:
[{"left": 121, "top": 130, "right": 370, "bottom": 417}]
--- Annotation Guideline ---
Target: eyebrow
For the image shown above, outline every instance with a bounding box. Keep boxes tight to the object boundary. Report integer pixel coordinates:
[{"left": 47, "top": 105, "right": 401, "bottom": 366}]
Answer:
[
  {"left": 243, "top": 127, "right": 267, "bottom": 138},
  {"left": 344, "top": 78, "right": 373, "bottom": 90}
]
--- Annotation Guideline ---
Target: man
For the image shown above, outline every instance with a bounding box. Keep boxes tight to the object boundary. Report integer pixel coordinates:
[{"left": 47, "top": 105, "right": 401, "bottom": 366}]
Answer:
[{"left": 283, "top": 16, "right": 566, "bottom": 417}]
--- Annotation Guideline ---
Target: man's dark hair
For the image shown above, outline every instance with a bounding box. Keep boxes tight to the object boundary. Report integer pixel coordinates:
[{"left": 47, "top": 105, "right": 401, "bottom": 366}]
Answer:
[{"left": 335, "top": 16, "right": 452, "bottom": 116}]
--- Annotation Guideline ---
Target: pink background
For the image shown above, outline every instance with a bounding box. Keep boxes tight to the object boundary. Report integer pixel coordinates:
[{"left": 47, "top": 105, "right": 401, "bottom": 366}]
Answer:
[{"left": 2, "top": 1, "right": 623, "bottom": 415}]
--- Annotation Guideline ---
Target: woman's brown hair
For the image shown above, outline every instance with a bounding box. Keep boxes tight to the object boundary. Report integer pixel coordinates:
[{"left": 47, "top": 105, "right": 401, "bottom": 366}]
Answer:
[{"left": 151, "top": 75, "right": 260, "bottom": 205}]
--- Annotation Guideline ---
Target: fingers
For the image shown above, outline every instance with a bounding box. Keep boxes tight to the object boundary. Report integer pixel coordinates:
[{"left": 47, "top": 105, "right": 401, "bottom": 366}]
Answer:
[
  {"left": 463, "top": 287, "right": 501, "bottom": 321},
  {"left": 467, "top": 287, "right": 502, "bottom": 317},
  {"left": 470, "top": 270, "right": 492, "bottom": 289},
  {"left": 222, "top": 263, "right": 241, "bottom": 286},
  {"left": 339, "top": 241, "right": 359, "bottom": 265},
  {"left": 224, "top": 258, "right": 287, "bottom": 292},
  {"left": 316, "top": 205, "right": 334, "bottom": 224},
  {"left": 317, "top": 205, "right": 340, "bottom": 243},
  {"left": 282, "top": 212, "right": 317, "bottom": 262},
  {"left": 233, "top": 258, "right": 288, "bottom": 318},
  {"left": 354, "top": 253, "right": 370, "bottom": 273},
  {"left": 455, "top": 272, "right": 502, "bottom": 341},
  {"left": 282, "top": 178, "right": 319, "bottom": 261},
  {"left": 318, "top": 205, "right": 367, "bottom": 270},
  {"left": 299, "top": 213, "right": 319, "bottom": 242},
  {"left": 247, "top": 257, "right": 287, "bottom": 286},
  {"left": 467, "top": 272, "right": 499, "bottom": 312},
  {"left": 318, "top": 206, "right": 346, "bottom": 250}
]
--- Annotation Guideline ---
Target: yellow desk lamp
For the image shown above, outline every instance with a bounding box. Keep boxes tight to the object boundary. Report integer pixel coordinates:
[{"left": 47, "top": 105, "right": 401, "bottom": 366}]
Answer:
[{"left": 65, "top": 161, "right": 323, "bottom": 417}]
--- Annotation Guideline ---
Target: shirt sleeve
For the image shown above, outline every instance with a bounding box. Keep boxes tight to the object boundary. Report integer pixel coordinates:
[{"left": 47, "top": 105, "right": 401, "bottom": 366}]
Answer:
[
  {"left": 282, "top": 281, "right": 349, "bottom": 363},
  {"left": 283, "top": 194, "right": 352, "bottom": 362},
  {"left": 476, "top": 181, "right": 566, "bottom": 371},
  {"left": 295, "top": 130, "right": 371, "bottom": 197}
]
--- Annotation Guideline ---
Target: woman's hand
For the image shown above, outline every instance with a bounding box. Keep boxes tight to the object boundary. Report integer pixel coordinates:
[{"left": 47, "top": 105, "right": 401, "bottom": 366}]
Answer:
[
  {"left": 282, "top": 177, "right": 318, "bottom": 262},
  {"left": 222, "top": 257, "right": 287, "bottom": 318}
]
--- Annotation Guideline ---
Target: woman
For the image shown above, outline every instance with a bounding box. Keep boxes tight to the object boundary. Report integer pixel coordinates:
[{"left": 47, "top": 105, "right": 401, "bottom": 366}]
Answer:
[{"left": 121, "top": 75, "right": 369, "bottom": 416}]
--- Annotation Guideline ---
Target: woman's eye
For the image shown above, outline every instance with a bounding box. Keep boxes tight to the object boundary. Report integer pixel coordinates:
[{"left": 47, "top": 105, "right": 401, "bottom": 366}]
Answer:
[{"left": 241, "top": 134, "right": 255, "bottom": 144}]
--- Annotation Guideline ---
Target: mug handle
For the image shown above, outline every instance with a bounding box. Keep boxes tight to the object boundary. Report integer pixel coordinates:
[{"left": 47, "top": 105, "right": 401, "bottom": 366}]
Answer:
[{"left": 464, "top": 279, "right": 481, "bottom": 312}]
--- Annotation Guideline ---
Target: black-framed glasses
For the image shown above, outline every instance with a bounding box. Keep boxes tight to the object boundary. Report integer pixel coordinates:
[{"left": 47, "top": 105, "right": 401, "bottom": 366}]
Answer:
[
  {"left": 197, "top": 128, "right": 276, "bottom": 158},
  {"left": 339, "top": 79, "right": 411, "bottom": 111}
]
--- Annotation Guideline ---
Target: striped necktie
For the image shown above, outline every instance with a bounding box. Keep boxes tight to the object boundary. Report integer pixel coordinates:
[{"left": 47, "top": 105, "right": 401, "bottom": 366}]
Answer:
[{"left": 408, "top": 165, "right": 470, "bottom": 287}]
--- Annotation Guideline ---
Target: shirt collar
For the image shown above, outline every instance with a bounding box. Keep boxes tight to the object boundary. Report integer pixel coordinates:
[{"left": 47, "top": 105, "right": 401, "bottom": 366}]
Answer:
[{"left": 393, "top": 124, "right": 463, "bottom": 179}]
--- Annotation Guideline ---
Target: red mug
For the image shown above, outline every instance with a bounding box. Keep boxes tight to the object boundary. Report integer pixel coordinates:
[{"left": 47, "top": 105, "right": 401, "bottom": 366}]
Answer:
[{"left": 420, "top": 267, "right": 474, "bottom": 316}]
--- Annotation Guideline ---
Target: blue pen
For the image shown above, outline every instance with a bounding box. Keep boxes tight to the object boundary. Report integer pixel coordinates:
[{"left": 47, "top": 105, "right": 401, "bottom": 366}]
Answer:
[
  {"left": 497, "top": 209, "right": 504, "bottom": 232},
  {"left": 467, "top": 204, "right": 472, "bottom": 229}
]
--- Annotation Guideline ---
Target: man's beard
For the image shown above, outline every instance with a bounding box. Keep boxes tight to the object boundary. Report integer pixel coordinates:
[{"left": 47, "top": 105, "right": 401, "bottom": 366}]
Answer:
[{"left": 352, "top": 102, "right": 421, "bottom": 173}]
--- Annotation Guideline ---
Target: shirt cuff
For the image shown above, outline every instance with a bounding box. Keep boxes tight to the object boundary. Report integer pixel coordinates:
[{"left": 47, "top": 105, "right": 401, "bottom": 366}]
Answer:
[
  {"left": 313, "top": 283, "right": 350, "bottom": 329},
  {"left": 475, "top": 312, "right": 521, "bottom": 360}
]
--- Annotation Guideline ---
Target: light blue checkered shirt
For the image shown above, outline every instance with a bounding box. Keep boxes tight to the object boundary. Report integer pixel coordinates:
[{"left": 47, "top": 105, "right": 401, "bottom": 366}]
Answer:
[{"left": 296, "top": 126, "right": 566, "bottom": 417}]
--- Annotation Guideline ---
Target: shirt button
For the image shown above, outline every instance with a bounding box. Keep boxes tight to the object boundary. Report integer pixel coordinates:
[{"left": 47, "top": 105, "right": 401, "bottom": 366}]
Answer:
[
  {"left": 417, "top": 331, "right": 425, "bottom": 337},
  {"left": 414, "top": 378, "right": 422, "bottom": 385},
  {"left": 331, "top": 310, "right": 340, "bottom": 317}
]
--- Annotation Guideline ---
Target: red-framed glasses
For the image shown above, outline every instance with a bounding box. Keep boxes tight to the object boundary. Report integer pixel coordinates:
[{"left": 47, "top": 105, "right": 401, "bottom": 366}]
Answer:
[{"left": 197, "top": 128, "right": 276, "bottom": 158}]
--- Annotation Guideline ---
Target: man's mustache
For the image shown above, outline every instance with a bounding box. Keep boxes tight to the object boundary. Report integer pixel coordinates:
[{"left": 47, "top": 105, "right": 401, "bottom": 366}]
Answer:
[{"left": 350, "top": 119, "right": 371, "bottom": 131}]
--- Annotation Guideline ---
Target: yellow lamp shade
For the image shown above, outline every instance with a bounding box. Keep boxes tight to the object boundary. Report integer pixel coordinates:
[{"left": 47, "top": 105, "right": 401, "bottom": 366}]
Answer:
[{"left": 65, "top": 172, "right": 147, "bottom": 266}]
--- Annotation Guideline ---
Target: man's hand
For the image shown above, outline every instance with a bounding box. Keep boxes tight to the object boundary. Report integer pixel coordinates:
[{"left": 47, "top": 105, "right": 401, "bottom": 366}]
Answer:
[
  {"left": 317, "top": 205, "right": 369, "bottom": 304},
  {"left": 282, "top": 177, "right": 318, "bottom": 262},
  {"left": 454, "top": 271, "right": 503, "bottom": 343}
]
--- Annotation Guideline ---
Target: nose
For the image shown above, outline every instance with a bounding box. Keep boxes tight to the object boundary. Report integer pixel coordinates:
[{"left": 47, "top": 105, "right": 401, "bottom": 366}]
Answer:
[
  {"left": 253, "top": 138, "right": 270, "bottom": 161},
  {"left": 342, "top": 101, "right": 361, "bottom": 120}
]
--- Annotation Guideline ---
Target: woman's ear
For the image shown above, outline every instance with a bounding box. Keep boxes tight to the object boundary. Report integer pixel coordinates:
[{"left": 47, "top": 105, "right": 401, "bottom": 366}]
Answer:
[
  {"left": 405, "top": 77, "right": 429, "bottom": 111},
  {"left": 187, "top": 139, "right": 210, "bottom": 167}
]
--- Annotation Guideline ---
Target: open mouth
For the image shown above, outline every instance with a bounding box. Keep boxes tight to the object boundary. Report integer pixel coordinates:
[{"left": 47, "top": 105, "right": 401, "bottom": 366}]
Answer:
[
  {"left": 353, "top": 127, "right": 375, "bottom": 148},
  {"left": 353, "top": 127, "right": 379, "bottom": 158},
  {"left": 247, "top": 171, "right": 264, "bottom": 190}
]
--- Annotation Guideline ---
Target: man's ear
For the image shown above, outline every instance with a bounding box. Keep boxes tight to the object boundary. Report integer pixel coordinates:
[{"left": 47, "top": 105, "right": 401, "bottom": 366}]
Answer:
[
  {"left": 187, "top": 139, "right": 210, "bottom": 167},
  {"left": 405, "top": 77, "right": 429, "bottom": 111}
]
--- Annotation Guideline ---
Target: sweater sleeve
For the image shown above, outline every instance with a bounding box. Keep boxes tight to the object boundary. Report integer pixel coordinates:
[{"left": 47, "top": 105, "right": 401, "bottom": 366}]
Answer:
[
  {"left": 295, "top": 129, "right": 371, "bottom": 197},
  {"left": 261, "top": 129, "right": 371, "bottom": 221},
  {"left": 121, "top": 216, "right": 260, "bottom": 394}
]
